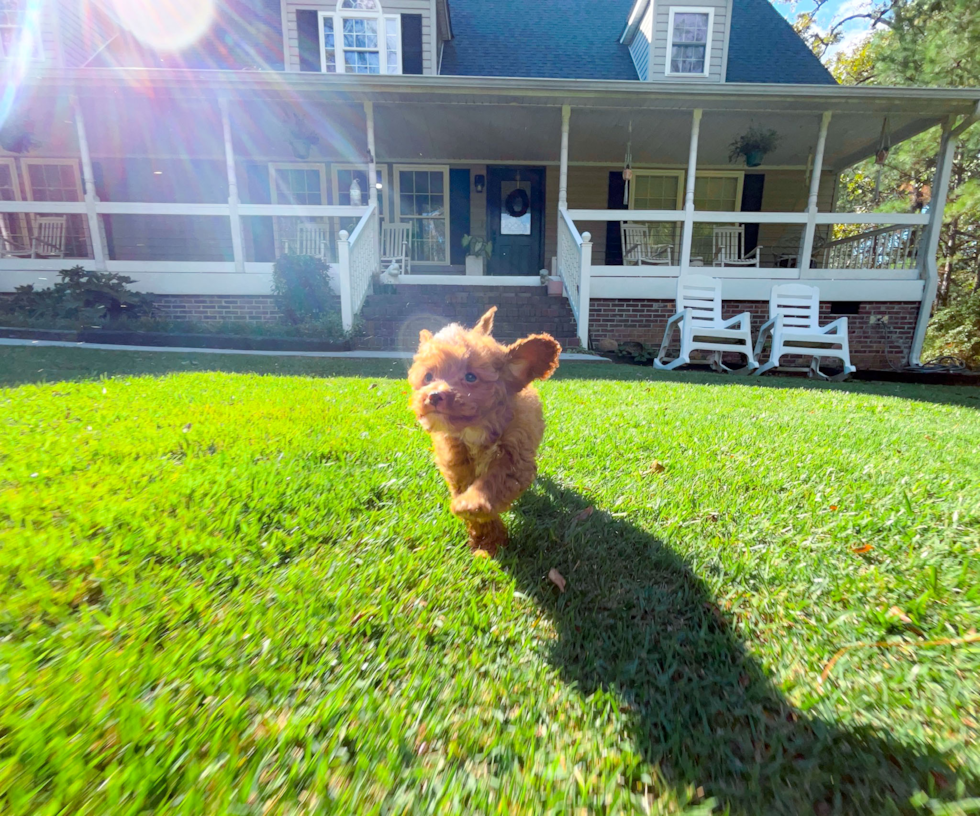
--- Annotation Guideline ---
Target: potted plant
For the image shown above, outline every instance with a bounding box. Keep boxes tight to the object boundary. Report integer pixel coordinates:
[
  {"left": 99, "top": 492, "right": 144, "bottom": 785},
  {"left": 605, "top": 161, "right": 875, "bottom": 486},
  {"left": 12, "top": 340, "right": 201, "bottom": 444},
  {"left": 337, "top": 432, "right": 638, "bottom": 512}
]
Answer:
[
  {"left": 285, "top": 111, "right": 320, "bottom": 160},
  {"left": 728, "top": 126, "right": 780, "bottom": 167},
  {"left": 462, "top": 234, "right": 492, "bottom": 276}
]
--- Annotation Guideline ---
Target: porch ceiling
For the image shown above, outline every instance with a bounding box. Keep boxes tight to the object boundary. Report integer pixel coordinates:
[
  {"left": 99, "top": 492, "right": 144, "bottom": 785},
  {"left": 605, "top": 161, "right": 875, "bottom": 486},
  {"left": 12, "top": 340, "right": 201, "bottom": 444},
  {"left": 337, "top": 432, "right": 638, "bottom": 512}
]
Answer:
[{"left": 21, "top": 68, "right": 980, "bottom": 169}]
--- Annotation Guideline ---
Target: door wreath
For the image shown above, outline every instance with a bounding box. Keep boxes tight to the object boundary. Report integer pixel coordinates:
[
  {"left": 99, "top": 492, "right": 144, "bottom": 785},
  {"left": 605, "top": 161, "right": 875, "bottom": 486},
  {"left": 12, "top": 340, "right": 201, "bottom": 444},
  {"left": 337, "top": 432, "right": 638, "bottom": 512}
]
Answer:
[{"left": 504, "top": 188, "right": 530, "bottom": 218}]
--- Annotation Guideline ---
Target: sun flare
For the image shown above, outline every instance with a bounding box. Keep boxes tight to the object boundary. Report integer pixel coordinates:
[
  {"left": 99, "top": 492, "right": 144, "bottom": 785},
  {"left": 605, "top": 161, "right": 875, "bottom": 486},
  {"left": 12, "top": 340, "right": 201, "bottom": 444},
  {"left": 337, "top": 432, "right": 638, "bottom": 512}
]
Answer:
[{"left": 110, "top": 0, "right": 216, "bottom": 52}]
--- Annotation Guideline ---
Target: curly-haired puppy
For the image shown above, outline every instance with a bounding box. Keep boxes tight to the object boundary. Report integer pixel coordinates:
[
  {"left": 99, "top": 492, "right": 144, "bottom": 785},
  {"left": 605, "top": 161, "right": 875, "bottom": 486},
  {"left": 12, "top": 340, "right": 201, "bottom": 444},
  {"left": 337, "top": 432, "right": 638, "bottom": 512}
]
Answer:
[{"left": 408, "top": 307, "right": 560, "bottom": 555}]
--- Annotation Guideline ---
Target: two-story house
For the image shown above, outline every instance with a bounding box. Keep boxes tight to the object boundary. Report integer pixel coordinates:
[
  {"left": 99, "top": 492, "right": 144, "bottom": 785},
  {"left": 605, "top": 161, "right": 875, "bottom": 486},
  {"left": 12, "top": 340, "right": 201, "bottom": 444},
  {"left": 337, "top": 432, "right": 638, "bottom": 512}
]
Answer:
[{"left": 1, "top": 0, "right": 977, "bottom": 367}]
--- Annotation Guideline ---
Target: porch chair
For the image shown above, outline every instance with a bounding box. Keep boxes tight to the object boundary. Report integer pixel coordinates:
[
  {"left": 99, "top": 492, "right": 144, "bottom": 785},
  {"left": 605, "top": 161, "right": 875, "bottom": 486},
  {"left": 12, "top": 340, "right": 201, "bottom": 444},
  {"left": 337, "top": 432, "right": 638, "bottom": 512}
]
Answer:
[
  {"left": 380, "top": 222, "right": 411, "bottom": 275},
  {"left": 283, "top": 223, "right": 329, "bottom": 259},
  {"left": 713, "top": 225, "right": 761, "bottom": 267},
  {"left": 0, "top": 215, "right": 66, "bottom": 259},
  {"left": 753, "top": 283, "right": 856, "bottom": 381},
  {"left": 621, "top": 222, "right": 672, "bottom": 266},
  {"left": 654, "top": 274, "right": 759, "bottom": 373}
]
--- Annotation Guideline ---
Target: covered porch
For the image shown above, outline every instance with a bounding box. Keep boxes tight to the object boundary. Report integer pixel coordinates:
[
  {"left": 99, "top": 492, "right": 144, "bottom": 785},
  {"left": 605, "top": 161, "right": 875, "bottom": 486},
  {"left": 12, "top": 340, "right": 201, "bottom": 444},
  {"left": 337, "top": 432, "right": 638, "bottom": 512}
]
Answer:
[{"left": 2, "top": 70, "right": 976, "bottom": 363}]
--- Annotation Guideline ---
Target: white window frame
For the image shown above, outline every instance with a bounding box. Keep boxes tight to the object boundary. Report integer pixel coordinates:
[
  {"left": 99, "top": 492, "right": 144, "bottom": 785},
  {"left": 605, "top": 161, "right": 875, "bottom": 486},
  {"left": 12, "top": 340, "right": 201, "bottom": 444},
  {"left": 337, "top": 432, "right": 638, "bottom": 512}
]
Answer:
[
  {"left": 630, "top": 170, "right": 743, "bottom": 211},
  {"left": 22, "top": 158, "right": 87, "bottom": 255},
  {"left": 665, "top": 7, "right": 714, "bottom": 78},
  {"left": 269, "top": 162, "right": 330, "bottom": 255},
  {"left": 393, "top": 164, "right": 450, "bottom": 265},
  {"left": 318, "top": 1, "right": 402, "bottom": 75},
  {"left": 0, "top": 1, "right": 44, "bottom": 61},
  {"left": 331, "top": 163, "right": 389, "bottom": 217},
  {"left": 0, "top": 157, "right": 28, "bottom": 250}
]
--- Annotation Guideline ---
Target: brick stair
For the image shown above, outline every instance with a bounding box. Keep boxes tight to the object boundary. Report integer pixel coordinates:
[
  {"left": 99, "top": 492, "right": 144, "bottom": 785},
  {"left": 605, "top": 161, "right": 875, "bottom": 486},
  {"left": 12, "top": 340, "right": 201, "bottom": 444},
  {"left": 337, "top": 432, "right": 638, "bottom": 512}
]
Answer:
[{"left": 354, "top": 285, "right": 580, "bottom": 351}]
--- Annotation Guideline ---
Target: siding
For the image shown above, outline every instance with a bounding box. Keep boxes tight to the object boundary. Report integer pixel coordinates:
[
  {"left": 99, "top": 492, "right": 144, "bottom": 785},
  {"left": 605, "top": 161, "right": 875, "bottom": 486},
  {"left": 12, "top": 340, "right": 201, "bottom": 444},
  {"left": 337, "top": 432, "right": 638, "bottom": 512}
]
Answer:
[
  {"left": 757, "top": 169, "right": 836, "bottom": 261},
  {"left": 628, "top": 2, "right": 652, "bottom": 82},
  {"left": 285, "top": 0, "right": 433, "bottom": 73},
  {"left": 649, "top": 0, "right": 728, "bottom": 83}
]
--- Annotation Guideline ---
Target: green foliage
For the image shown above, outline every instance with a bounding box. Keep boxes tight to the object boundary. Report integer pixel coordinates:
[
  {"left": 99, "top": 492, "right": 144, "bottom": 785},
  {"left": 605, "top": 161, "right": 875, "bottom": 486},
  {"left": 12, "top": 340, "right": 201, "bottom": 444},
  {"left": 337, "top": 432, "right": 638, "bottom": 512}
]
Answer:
[
  {"left": 271, "top": 254, "right": 336, "bottom": 324},
  {"left": 1, "top": 353, "right": 979, "bottom": 813},
  {"left": 728, "top": 127, "right": 780, "bottom": 164},
  {"left": 922, "top": 290, "right": 980, "bottom": 368},
  {"left": 461, "top": 233, "right": 493, "bottom": 260},
  {"left": 1, "top": 265, "right": 153, "bottom": 323}
]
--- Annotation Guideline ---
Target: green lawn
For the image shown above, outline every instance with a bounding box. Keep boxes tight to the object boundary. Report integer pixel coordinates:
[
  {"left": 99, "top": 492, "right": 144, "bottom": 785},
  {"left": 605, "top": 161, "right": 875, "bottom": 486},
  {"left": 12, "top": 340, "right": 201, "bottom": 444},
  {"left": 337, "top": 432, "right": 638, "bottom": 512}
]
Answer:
[{"left": 1, "top": 346, "right": 979, "bottom": 815}]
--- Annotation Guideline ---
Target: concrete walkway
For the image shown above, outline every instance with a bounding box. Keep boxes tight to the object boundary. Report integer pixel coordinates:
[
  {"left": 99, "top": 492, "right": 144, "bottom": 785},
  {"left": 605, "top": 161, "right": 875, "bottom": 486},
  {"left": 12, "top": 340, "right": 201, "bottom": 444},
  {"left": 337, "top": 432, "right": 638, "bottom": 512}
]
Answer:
[{"left": 0, "top": 337, "right": 608, "bottom": 362}]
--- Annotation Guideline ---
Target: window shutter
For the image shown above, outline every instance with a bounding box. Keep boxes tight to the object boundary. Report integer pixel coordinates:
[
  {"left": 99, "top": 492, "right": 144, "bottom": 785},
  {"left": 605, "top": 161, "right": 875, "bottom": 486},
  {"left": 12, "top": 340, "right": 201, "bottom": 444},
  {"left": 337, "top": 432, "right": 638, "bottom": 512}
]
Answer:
[
  {"left": 449, "top": 169, "right": 471, "bottom": 265},
  {"left": 605, "top": 172, "right": 629, "bottom": 266},
  {"left": 740, "top": 174, "right": 765, "bottom": 252},
  {"left": 401, "top": 14, "right": 423, "bottom": 74},
  {"left": 296, "top": 9, "right": 320, "bottom": 72}
]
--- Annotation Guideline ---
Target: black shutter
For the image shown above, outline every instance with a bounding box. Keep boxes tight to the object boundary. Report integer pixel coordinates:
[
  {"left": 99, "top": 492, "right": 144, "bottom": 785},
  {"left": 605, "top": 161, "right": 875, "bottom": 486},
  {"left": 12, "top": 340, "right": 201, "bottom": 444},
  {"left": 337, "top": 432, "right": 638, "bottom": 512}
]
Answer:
[
  {"left": 296, "top": 9, "right": 320, "bottom": 72},
  {"left": 245, "top": 163, "right": 275, "bottom": 263},
  {"left": 740, "top": 173, "right": 765, "bottom": 252},
  {"left": 449, "top": 169, "right": 471, "bottom": 265},
  {"left": 605, "top": 171, "right": 629, "bottom": 266},
  {"left": 401, "top": 14, "right": 423, "bottom": 74}
]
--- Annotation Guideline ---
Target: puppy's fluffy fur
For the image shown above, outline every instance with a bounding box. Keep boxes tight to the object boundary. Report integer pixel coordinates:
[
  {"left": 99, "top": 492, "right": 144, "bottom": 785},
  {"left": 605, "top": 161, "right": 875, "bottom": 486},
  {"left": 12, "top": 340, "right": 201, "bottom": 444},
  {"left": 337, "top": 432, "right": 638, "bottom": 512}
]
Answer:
[{"left": 408, "top": 307, "right": 560, "bottom": 555}]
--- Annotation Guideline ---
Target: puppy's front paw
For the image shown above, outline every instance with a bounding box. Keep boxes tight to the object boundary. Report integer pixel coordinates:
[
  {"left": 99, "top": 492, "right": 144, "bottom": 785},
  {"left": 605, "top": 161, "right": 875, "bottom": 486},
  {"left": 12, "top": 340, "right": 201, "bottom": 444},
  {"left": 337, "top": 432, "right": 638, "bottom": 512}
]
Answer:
[{"left": 451, "top": 490, "right": 494, "bottom": 521}]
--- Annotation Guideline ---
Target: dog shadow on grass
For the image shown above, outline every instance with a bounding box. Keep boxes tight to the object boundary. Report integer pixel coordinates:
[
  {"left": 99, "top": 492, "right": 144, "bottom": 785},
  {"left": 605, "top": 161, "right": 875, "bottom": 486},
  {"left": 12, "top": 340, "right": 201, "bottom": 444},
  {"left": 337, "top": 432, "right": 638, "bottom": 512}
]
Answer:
[{"left": 502, "top": 476, "right": 977, "bottom": 815}]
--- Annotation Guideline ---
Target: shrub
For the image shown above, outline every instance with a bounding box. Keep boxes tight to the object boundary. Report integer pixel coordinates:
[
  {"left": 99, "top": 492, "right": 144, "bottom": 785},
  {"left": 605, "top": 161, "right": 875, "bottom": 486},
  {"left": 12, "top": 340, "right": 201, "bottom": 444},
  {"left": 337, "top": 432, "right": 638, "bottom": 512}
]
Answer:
[
  {"left": 3, "top": 266, "right": 153, "bottom": 323},
  {"left": 923, "top": 291, "right": 980, "bottom": 369},
  {"left": 271, "top": 254, "right": 336, "bottom": 324}
]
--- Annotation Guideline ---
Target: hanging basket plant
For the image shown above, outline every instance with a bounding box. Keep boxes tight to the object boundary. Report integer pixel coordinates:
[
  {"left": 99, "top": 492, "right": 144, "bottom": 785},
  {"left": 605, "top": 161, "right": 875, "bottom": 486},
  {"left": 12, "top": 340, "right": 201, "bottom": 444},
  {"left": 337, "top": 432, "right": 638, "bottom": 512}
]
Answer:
[
  {"left": 728, "top": 126, "right": 780, "bottom": 167},
  {"left": 0, "top": 116, "right": 40, "bottom": 154},
  {"left": 284, "top": 110, "right": 319, "bottom": 160}
]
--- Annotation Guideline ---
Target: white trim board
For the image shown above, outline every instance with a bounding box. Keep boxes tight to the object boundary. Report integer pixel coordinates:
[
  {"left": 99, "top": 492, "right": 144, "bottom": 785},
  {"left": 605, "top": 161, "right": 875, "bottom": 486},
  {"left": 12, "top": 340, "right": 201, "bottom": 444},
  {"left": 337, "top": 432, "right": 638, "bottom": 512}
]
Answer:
[{"left": 590, "top": 276, "right": 925, "bottom": 301}]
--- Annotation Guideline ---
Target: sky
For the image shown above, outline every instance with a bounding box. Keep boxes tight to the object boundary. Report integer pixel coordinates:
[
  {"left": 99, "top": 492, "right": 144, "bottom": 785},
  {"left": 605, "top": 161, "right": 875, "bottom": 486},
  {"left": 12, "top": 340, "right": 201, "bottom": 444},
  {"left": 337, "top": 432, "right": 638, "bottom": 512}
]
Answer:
[{"left": 774, "top": 0, "right": 880, "bottom": 59}]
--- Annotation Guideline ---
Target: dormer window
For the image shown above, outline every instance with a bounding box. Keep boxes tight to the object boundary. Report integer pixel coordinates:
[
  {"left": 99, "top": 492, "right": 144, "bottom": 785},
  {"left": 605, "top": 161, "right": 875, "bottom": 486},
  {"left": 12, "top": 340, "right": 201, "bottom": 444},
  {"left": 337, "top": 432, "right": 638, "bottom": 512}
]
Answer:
[
  {"left": 319, "top": 0, "right": 402, "bottom": 74},
  {"left": 666, "top": 7, "right": 713, "bottom": 76}
]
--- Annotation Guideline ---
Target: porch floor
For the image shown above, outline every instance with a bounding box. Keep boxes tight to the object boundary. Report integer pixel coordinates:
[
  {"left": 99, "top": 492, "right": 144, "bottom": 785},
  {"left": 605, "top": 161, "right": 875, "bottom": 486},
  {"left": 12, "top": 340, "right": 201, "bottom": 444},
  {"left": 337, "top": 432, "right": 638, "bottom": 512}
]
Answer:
[{"left": 357, "top": 285, "right": 580, "bottom": 351}]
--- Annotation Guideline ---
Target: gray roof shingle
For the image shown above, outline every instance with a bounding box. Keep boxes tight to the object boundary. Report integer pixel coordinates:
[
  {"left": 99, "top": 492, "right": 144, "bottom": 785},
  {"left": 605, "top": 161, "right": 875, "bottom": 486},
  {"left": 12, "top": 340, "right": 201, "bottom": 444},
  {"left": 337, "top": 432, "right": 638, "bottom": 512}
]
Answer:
[{"left": 440, "top": 0, "right": 836, "bottom": 86}]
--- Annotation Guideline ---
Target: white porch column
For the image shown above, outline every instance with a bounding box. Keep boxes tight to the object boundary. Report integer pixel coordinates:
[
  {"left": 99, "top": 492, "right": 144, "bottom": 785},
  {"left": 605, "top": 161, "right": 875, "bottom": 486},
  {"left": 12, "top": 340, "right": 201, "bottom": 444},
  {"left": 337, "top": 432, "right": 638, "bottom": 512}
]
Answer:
[
  {"left": 219, "top": 98, "right": 246, "bottom": 275},
  {"left": 679, "top": 108, "right": 702, "bottom": 270},
  {"left": 364, "top": 101, "right": 378, "bottom": 209},
  {"left": 578, "top": 230, "right": 592, "bottom": 348},
  {"left": 71, "top": 97, "right": 107, "bottom": 271},
  {"left": 798, "top": 111, "right": 833, "bottom": 272},
  {"left": 910, "top": 117, "right": 957, "bottom": 366},
  {"left": 558, "top": 105, "right": 571, "bottom": 209}
]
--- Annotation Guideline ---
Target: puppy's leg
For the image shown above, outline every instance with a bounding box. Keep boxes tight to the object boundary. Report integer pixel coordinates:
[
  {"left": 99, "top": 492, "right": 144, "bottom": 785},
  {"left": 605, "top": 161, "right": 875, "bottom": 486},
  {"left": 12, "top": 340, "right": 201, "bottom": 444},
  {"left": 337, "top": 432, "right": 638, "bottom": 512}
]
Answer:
[
  {"left": 450, "top": 442, "right": 538, "bottom": 525},
  {"left": 466, "top": 517, "right": 508, "bottom": 557}
]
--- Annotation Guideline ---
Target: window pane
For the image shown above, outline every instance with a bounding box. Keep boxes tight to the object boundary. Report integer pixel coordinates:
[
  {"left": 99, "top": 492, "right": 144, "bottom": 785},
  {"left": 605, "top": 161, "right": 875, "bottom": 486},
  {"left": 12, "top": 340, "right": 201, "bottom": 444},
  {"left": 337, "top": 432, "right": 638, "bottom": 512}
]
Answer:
[
  {"left": 322, "top": 17, "right": 336, "bottom": 71},
  {"left": 399, "top": 170, "right": 448, "bottom": 262},
  {"left": 341, "top": 0, "right": 377, "bottom": 9},
  {"left": 385, "top": 17, "right": 399, "bottom": 73}
]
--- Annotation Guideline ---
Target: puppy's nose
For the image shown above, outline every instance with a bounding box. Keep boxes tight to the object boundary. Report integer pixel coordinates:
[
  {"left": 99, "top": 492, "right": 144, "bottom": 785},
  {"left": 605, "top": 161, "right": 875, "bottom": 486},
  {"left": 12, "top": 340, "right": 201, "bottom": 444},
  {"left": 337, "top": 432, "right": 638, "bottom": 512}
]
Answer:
[{"left": 426, "top": 390, "right": 451, "bottom": 407}]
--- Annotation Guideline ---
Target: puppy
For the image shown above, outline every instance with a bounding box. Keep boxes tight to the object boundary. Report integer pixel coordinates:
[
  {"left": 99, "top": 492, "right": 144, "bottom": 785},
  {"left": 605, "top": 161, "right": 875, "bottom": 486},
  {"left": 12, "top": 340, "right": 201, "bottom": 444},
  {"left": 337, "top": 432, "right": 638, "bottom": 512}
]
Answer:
[{"left": 408, "top": 307, "right": 561, "bottom": 555}]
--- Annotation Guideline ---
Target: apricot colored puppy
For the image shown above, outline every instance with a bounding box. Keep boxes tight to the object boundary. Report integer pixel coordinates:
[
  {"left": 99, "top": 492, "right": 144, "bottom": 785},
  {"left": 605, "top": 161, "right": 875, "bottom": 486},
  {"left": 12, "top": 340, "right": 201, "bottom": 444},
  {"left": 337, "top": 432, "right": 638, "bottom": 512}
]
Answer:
[{"left": 408, "top": 307, "right": 561, "bottom": 555}]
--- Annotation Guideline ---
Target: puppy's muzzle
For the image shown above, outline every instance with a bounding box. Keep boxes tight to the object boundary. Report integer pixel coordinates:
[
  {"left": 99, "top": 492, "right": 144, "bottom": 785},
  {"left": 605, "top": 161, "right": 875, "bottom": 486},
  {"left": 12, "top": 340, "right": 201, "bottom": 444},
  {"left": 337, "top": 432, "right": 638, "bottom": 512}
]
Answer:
[{"left": 425, "top": 390, "right": 454, "bottom": 408}]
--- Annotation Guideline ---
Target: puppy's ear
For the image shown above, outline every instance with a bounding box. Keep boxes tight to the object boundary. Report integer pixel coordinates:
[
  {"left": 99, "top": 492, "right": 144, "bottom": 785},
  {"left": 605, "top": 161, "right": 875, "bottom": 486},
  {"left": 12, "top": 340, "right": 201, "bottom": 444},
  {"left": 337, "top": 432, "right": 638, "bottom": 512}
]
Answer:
[
  {"left": 473, "top": 307, "right": 497, "bottom": 336},
  {"left": 504, "top": 334, "right": 561, "bottom": 391},
  {"left": 419, "top": 328, "right": 433, "bottom": 344}
]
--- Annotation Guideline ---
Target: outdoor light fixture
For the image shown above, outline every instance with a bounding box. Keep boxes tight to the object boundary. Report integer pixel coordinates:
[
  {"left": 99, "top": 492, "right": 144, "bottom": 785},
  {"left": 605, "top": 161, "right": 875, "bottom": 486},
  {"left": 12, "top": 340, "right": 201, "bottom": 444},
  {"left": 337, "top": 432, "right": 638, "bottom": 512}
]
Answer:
[
  {"left": 375, "top": 182, "right": 383, "bottom": 189},
  {"left": 474, "top": 174, "right": 485, "bottom": 193}
]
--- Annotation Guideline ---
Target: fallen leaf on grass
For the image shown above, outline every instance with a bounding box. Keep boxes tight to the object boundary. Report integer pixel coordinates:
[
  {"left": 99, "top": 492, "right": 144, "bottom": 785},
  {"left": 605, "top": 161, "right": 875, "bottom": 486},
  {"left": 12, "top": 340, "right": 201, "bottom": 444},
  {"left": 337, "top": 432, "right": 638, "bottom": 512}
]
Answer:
[
  {"left": 647, "top": 460, "right": 666, "bottom": 474},
  {"left": 887, "top": 606, "right": 912, "bottom": 624},
  {"left": 548, "top": 568, "right": 567, "bottom": 593},
  {"left": 829, "top": 505, "right": 839, "bottom": 511},
  {"left": 182, "top": 423, "right": 192, "bottom": 433},
  {"left": 574, "top": 506, "right": 594, "bottom": 522},
  {"left": 851, "top": 544, "right": 874, "bottom": 554}
]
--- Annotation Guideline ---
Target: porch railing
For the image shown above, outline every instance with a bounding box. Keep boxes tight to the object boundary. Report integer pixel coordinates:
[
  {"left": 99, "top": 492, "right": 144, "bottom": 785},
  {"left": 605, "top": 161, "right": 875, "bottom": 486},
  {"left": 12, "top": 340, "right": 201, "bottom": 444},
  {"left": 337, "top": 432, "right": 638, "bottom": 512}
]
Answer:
[
  {"left": 819, "top": 223, "right": 921, "bottom": 270},
  {"left": 337, "top": 202, "right": 379, "bottom": 332},
  {"left": 557, "top": 206, "right": 592, "bottom": 347}
]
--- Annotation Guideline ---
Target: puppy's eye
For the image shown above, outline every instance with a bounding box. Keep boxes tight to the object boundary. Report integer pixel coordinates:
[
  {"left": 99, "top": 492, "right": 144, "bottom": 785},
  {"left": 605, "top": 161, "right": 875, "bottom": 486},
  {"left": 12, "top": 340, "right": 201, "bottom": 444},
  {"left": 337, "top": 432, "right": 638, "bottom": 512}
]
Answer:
[
  {"left": 464, "top": 372, "right": 478, "bottom": 383},
  {"left": 424, "top": 372, "right": 434, "bottom": 384}
]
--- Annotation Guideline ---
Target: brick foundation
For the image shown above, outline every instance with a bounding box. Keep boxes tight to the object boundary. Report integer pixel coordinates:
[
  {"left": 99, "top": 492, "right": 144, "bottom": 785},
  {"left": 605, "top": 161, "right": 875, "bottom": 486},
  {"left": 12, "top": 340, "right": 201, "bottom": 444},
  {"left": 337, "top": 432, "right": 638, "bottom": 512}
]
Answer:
[
  {"left": 590, "top": 299, "right": 920, "bottom": 371},
  {"left": 151, "top": 295, "right": 280, "bottom": 323}
]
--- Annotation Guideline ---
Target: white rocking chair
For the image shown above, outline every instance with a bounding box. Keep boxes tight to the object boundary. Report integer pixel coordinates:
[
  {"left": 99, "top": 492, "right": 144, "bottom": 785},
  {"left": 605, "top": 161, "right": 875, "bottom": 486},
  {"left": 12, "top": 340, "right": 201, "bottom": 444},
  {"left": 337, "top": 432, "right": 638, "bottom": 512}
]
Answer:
[
  {"left": 753, "top": 284, "right": 856, "bottom": 381},
  {"left": 380, "top": 222, "right": 411, "bottom": 275},
  {"left": 1, "top": 215, "right": 66, "bottom": 259},
  {"left": 283, "top": 223, "right": 329, "bottom": 259},
  {"left": 713, "top": 225, "right": 761, "bottom": 267},
  {"left": 654, "top": 274, "right": 759, "bottom": 373},
  {"left": 621, "top": 222, "right": 672, "bottom": 266}
]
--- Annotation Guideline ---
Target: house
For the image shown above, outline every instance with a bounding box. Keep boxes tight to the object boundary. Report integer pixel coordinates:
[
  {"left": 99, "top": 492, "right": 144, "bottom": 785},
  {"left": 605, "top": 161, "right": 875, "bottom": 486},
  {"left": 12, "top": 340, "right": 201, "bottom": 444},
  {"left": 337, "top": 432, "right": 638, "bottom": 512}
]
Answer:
[{"left": 1, "top": 0, "right": 977, "bottom": 367}]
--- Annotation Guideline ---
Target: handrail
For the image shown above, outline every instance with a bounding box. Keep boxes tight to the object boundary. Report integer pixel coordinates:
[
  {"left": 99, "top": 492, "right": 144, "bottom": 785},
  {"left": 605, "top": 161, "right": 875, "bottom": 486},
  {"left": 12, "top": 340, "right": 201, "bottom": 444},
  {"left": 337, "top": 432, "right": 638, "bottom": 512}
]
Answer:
[
  {"left": 560, "top": 206, "right": 585, "bottom": 245},
  {"left": 819, "top": 223, "right": 917, "bottom": 250}
]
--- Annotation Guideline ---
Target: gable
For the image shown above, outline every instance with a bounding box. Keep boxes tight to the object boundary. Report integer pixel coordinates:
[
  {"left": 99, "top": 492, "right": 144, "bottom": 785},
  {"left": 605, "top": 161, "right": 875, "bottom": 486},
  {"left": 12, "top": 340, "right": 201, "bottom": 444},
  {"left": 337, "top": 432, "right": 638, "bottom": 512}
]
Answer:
[{"left": 440, "top": 0, "right": 639, "bottom": 80}]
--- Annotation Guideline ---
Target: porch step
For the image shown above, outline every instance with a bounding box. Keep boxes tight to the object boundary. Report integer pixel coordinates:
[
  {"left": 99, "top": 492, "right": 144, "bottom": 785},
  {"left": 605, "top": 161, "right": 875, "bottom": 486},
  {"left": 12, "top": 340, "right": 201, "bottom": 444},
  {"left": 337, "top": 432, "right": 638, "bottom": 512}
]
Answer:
[{"left": 355, "top": 284, "right": 580, "bottom": 351}]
